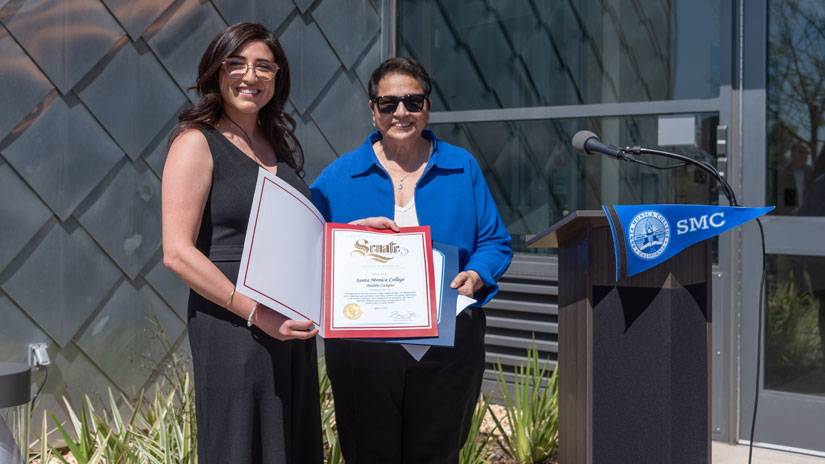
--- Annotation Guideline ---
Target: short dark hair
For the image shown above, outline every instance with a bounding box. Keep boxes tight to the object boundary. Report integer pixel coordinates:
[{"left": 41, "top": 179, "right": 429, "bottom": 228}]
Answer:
[{"left": 368, "top": 57, "right": 432, "bottom": 99}]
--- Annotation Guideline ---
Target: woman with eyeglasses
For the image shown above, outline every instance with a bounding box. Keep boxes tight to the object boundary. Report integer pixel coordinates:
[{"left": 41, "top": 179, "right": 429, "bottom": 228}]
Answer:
[
  {"left": 311, "top": 57, "right": 512, "bottom": 462},
  {"left": 161, "top": 23, "right": 322, "bottom": 463}
]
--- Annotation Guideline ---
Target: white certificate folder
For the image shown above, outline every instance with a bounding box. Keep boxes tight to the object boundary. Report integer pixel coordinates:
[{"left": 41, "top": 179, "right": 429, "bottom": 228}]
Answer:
[
  {"left": 236, "top": 168, "right": 439, "bottom": 340},
  {"left": 236, "top": 168, "right": 326, "bottom": 324}
]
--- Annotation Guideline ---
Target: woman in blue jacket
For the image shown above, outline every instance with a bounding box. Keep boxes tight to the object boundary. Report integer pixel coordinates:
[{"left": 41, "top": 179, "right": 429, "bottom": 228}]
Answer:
[{"left": 311, "top": 57, "right": 512, "bottom": 463}]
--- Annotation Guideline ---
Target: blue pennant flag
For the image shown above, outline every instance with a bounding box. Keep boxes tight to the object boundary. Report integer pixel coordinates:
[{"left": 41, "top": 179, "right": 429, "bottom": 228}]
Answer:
[{"left": 603, "top": 204, "right": 773, "bottom": 278}]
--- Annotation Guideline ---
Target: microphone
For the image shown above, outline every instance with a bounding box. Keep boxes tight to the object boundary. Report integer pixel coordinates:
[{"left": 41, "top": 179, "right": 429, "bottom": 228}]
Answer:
[
  {"left": 571, "top": 130, "right": 624, "bottom": 159},
  {"left": 571, "top": 130, "right": 738, "bottom": 206}
]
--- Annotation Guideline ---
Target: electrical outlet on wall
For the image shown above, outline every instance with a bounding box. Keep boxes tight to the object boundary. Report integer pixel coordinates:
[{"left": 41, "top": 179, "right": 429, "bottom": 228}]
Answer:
[{"left": 27, "top": 343, "right": 50, "bottom": 367}]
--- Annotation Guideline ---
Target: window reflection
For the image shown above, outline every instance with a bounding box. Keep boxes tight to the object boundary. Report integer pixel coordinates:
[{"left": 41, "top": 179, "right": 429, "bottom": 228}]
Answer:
[
  {"left": 767, "top": 0, "right": 825, "bottom": 215},
  {"left": 431, "top": 113, "right": 719, "bottom": 252},
  {"left": 765, "top": 255, "right": 825, "bottom": 395},
  {"left": 398, "top": 0, "right": 720, "bottom": 111}
]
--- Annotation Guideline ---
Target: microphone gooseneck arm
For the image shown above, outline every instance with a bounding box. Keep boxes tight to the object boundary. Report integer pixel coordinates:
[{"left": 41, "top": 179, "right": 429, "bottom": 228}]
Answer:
[
  {"left": 570, "top": 130, "right": 737, "bottom": 206},
  {"left": 622, "top": 146, "right": 738, "bottom": 206}
]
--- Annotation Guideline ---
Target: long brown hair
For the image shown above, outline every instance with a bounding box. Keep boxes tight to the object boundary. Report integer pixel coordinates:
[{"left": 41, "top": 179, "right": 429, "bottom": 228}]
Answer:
[{"left": 170, "top": 22, "right": 303, "bottom": 174}]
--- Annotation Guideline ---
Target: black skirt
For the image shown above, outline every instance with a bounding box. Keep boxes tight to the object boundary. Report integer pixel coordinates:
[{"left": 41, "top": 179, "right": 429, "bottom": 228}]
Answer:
[{"left": 188, "top": 261, "right": 323, "bottom": 464}]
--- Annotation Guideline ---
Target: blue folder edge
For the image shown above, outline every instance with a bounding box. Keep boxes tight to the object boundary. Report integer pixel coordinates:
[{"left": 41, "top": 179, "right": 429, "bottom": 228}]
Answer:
[{"left": 363, "top": 241, "right": 458, "bottom": 347}]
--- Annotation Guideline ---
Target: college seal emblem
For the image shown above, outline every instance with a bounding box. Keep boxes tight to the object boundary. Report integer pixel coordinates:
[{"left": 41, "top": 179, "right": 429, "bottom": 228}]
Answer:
[
  {"left": 627, "top": 210, "right": 670, "bottom": 260},
  {"left": 342, "top": 303, "right": 362, "bottom": 320}
]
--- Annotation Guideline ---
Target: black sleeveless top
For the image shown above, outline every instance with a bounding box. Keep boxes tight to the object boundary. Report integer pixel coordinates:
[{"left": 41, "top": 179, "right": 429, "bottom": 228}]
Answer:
[{"left": 195, "top": 127, "right": 310, "bottom": 263}]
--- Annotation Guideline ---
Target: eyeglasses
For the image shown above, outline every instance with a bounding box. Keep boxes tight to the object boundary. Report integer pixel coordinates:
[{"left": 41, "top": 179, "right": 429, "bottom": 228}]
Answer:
[
  {"left": 371, "top": 94, "right": 428, "bottom": 114},
  {"left": 222, "top": 59, "right": 279, "bottom": 81}
]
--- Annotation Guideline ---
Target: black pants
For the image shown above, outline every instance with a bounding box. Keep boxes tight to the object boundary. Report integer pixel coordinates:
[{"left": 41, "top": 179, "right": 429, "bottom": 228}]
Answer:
[{"left": 324, "top": 310, "right": 486, "bottom": 464}]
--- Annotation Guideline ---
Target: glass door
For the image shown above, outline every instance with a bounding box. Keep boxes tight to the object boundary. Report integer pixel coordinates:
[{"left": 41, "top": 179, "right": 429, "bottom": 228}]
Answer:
[{"left": 738, "top": 0, "right": 825, "bottom": 453}]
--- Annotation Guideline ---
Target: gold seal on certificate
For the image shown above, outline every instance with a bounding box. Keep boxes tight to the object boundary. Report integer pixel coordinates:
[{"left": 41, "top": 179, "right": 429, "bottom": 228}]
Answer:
[{"left": 342, "top": 303, "right": 362, "bottom": 320}]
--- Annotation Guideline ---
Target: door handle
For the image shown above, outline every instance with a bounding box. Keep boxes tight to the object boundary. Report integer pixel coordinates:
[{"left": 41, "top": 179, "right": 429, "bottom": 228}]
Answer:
[{"left": 716, "top": 125, "right": 728, "bottom": 178}]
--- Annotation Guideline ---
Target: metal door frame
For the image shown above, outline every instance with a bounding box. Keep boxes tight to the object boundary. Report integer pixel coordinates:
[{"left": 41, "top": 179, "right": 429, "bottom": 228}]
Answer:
[{"left": 736, "top": 0, "right": 825, "bottom": 454}]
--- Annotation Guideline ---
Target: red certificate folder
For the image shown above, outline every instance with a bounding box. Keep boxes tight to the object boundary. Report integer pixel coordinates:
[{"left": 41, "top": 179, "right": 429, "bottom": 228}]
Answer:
[{"left": 322, "top": 223, "right": 439, "bottom": 339}]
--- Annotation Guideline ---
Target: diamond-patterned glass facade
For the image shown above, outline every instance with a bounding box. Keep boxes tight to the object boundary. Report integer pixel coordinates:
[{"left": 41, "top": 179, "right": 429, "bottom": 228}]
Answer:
[
  {"left": 78, "top": 41, "right": 186, "bottom": 159},
  {"left": 1, "top": 97, "right": 123, "bottom": 220},
  {"left": 0, "top": 27, "right": 52, "bottom": 141},
  {"left": 146, "top": 0, "right": 226, "bottom": 94},
  {"left": 35, "top": 344, "right": 120, "bottom": 428},
  {"left": 280, "top": 18, "right": 340, "bottom": 114},
  {"left": 354, "top": 39, "right": 380, "bottom": 93},
  {"left": 1, "top": 0, "right": 124, "bottom": 93},
  {"left": 145, "top": 258, "right": 189, "bottom": 320},
  {"left": 314, "top": 0, "right": 379, "bottom": 68},
  {"left": 211, "top": 0, "right": 294, "bottom": 32},
  {"left": 2, "top": 224, "right": 121, "bottom": 347},
  {"left": 295, "top": 117, "right": 338, "bottom": 183},
  {"left": 0, "top": 164, "right": 52, "bottom": 271},
  {"left": 312, "top": 72, "right": 373, "bottom": 154},
  {"left": 0, "top": 294, "right": 50, "bottom": 364},
  {"left": 77, "top": 281, "right": 184, "bottom": 393},
  {"left": 77, "top": 163, "right": 162, "bottom": 279},
  {"left": 0, "top": 0, "right": 384, "bottom": 426},
  {"left": 143, "top": 118, "right": 178, "bottom": 178},
  {"left": 103, "top": 0, "right": 174, "bottom": 40}
]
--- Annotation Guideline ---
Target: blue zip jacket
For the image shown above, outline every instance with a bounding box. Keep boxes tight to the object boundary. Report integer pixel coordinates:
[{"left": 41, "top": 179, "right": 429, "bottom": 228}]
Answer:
[{"left": 310, "top": 130, "right": 513, "bottom": 305}]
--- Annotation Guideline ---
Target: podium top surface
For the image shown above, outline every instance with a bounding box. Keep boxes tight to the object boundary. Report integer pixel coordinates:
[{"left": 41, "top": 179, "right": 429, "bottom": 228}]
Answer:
[{"left": 526, "top": 210, "right": 607, "bottom": 249}]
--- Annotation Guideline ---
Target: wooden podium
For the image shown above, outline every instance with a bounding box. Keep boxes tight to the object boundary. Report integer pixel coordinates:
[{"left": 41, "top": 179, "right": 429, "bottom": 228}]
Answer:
[{"left": 528, "top": 211, "right": 711, "bottom": 464}]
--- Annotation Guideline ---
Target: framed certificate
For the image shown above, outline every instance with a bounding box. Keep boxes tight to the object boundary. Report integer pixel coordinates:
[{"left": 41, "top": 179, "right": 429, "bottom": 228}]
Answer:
[{"left": 322, "top": 223, "right": 439, "bottom": 339}]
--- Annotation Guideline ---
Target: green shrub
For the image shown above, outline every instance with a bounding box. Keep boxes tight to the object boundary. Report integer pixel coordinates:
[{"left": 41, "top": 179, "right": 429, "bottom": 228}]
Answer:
[
  {"left": 29, "top": 348, "right": 196, "bottom": 464},
  {"left": 489, "top": 344, "right": 559, "bottom": 464},
  {"left": 26, "top": 349, "right": 561, "bottom": 464},
  {"left": 318, "top": 359, "right": 343, "bottom": 464},
  {"left": 766, "top": 281, "right": 824, "bottom": 386},
  {"left": 459, "top": 394, "right": 492, "bottom": 464}
]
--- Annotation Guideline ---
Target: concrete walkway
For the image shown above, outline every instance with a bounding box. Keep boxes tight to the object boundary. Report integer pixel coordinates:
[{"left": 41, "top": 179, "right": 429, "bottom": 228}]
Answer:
[{"left": 713, "top": 442, "right": 825, "bottom": 463}]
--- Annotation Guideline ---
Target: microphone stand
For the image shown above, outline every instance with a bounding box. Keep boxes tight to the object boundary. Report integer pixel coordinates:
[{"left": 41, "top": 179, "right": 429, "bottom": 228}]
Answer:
[
  {"left": 620, "top": 144, "right": 766, "bottom": 464},
  {"left": 619, "top": 145, "right": 739, "bottom": 207}
]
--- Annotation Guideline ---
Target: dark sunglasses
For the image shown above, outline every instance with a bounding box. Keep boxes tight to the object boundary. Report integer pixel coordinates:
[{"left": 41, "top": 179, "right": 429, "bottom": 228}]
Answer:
[{"left": 371, "top": 94, "right": 428, "bottom": 114}]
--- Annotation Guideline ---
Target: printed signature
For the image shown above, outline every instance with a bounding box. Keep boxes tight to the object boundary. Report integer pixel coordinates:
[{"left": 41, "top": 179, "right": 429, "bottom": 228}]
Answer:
[{"left": 388, "top": 310, "right": 416, "bottom": 321}]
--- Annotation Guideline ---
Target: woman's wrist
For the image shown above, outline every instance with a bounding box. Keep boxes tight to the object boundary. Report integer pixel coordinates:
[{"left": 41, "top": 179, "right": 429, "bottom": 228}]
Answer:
[
  {"left": 225, "top": 290, "right": 260, "bottom": 327},
  {"left": 246, "top": 303, "right": 260, "bottom": 327},
  {"left": 224, "top": 287, "right": 236, "bottom": 307}
]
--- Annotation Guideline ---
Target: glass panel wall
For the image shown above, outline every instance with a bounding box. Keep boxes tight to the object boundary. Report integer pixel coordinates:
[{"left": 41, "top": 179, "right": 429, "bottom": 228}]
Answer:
[
  {"left": 0, "top": 0, "right": 380, "bottom": 428},
  {"left": 765, "top": 254, "right": 825, "bottom": 395},
  {"left": 399, "top": 0, "right": 720, "bottom": 111},
  {"left": 767, "top": 0, "right": 825, "bottom": 215},
  {"left": 431, "top": 113, "right": 719, "bottom": 252}
]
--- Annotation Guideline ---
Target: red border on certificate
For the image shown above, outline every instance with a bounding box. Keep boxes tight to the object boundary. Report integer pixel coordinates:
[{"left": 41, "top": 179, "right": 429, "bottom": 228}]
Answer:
[
  {"left": 322, "top": 223, "right": 438, "bottom": 339},
  {"left": 240, "top": 176, "right": 324, "bottom": 322}
]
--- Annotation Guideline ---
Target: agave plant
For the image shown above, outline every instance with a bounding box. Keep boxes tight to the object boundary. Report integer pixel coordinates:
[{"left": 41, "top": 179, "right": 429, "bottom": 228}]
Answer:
[
  {"left": 49, "top": 397, "right": 114, "bottom": 464},
  {"left": 459, "top": 394, "right": 492, "bottom": 464},
  {"left": 489, "top": 344, "right": 559, "bottom": 464},
  {"left": 32, "top": 410, "right": 55, "bottom": 463},
  {"left": 36, "top": 339, "right": 197, "bottom": 464},
  {"left": 318, "top": 359, "right": 343, "bottom": 464},
  {"left": 131, "top": 374, "right": 197, "bottom": 464}
]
